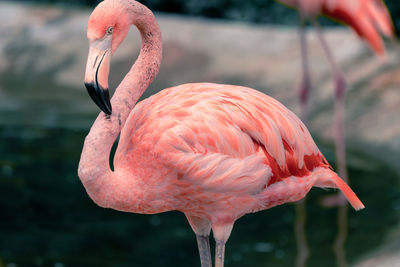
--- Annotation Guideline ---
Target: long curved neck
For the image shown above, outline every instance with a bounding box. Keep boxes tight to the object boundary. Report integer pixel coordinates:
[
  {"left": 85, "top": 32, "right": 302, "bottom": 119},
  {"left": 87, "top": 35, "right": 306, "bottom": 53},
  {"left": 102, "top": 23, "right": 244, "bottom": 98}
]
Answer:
[{"left": 78, "top": 1, "right": 162, "bottom": 206}]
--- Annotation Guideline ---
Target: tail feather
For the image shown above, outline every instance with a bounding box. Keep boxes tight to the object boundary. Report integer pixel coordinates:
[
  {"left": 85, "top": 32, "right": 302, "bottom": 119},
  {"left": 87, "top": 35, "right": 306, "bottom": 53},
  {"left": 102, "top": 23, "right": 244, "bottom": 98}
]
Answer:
[
  {"left": 367, "top": 0, "right": 394, "bottom": 38},
  {"left": 315, "top": 169, "right": 365, "bottom": 211}
]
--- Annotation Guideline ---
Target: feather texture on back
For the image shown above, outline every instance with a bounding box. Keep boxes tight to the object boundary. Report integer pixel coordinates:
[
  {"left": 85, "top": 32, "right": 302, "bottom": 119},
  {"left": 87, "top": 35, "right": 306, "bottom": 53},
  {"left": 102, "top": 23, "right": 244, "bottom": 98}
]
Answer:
[{"left": 114, "top": 83, "right": 335, "bottom": 217}]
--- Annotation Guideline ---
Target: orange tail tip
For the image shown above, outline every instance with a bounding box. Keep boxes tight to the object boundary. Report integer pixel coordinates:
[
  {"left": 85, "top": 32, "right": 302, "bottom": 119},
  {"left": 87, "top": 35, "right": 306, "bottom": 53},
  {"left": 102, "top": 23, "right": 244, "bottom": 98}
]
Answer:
[{"left": 330, "top": 174, "right": 365, "bottom": 211}]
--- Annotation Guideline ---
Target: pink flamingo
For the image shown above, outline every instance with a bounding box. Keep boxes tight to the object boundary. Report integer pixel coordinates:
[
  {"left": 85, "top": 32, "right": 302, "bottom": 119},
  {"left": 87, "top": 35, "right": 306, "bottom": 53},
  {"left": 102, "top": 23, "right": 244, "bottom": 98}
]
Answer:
[
  {"left": 78, "top": 1, "right": 364, "bottom": 266},
  {"left": 277, "top": 1, "right": 393, "bottom": 266}
]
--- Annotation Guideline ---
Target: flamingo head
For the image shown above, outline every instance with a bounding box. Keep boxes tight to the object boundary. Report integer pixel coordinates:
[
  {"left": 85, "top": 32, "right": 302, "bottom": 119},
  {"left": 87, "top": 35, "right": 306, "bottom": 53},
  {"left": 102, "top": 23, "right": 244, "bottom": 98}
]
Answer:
[{"left": 84, "top": 0, "right": 131, "bottom": 115}]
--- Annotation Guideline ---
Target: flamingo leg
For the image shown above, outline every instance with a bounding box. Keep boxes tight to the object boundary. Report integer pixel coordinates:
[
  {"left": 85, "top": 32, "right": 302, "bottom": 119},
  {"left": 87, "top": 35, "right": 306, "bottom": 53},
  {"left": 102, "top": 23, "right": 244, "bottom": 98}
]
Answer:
[
  {"left": 298, "top": 9, "right": 311, "bottom": 123},
  {"left": 294, "top": 199, "right": 309, "bottom": 267},
  {"left": 196, "top": 234, "right": 212, "bottom": 267},
  {"left": 294, "top": 9, "right": 310, "bottom": 267},
  {"left": 212, "top": 222, "right": 234, "bottom": 267},
  {"left": 215, "top": 240, "right": 226, "bottom": 267},
  {"left": 185, "top": 215, "right": 212, "bottom": 267},
  {"left": 334, "top": 204, "right": 349, "bottom": 267},
  {"left": 312, "top": 19, "right": 349, "bottom": 192},
  {"left": 312, "top": 18, "right": 349, "bottom": 267}
]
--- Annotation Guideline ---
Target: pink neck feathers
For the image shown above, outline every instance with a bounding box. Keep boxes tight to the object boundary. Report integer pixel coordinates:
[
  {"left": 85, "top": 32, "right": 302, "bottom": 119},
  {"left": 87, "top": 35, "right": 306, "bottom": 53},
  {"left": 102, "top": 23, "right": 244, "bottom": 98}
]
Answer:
[{"left": 78, "top": 0, "right": 162, "bottom": 207}]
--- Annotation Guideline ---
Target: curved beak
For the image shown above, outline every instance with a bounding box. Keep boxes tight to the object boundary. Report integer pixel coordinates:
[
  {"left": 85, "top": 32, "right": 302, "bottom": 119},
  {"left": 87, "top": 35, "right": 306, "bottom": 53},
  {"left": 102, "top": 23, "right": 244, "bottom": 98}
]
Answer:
[{"left": 84, "top": 42, "right": 112, "bottom": 115}]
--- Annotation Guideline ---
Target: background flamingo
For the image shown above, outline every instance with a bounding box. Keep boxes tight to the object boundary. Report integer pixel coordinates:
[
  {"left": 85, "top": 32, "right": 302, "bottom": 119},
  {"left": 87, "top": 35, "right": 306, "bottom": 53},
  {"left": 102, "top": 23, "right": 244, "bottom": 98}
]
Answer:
[
  {"left": 279, "top": 0, "right": 393, "bottom": 121},
  {"left": 78, "top": 0, "right": 365, "bottom": 266},
  {"left": 277, "top": 1, "right": 393, "bottom": 266},
  {"left": 277, "top": 0, "right": 393, "bottom": 194}
]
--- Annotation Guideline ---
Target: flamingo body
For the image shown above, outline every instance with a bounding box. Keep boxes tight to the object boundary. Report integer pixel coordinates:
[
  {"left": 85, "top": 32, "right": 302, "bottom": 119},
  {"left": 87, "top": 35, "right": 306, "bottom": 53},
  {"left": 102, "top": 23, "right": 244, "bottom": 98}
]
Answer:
[
  {"left": 107, "top": 82, "right": 363, "bottom": 221},
  {"left": 280, "top": 0, "right": 393, "bottom": 54}
]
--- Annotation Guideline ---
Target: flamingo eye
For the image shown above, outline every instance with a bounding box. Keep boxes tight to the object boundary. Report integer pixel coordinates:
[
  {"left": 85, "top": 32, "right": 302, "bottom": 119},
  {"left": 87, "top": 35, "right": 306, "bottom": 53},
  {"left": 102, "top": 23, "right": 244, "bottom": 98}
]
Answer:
[{"left": 106, "top": 26, "right": 114, "bottom": 35}]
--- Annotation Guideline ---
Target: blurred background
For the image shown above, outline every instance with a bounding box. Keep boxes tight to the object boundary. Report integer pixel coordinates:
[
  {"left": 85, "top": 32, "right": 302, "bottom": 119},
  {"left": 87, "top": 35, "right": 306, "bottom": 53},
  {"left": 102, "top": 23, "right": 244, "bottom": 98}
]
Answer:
[{"left": 1, "top": 0, "right": 400, "bottom": 266}]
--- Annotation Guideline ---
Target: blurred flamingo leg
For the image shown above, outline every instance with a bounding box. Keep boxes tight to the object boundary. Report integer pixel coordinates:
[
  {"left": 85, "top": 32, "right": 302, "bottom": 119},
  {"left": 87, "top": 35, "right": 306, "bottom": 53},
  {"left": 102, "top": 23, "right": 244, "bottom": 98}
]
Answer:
[
  {"left": 313, "top": 18, "right": 349, "bottom": 267},
  {"left": 294, "top": 8, "right": 311, "bottom": 267}
]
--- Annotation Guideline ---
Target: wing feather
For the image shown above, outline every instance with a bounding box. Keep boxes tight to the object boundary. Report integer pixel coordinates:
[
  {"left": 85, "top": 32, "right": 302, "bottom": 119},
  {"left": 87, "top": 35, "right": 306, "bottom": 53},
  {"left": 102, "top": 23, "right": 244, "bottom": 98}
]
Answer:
[
  {"left": 176, "top": 152, "right": 272, "bottom": 194},
  {"left": 121, "top": 83, "right": 326, "bottom": 194}
]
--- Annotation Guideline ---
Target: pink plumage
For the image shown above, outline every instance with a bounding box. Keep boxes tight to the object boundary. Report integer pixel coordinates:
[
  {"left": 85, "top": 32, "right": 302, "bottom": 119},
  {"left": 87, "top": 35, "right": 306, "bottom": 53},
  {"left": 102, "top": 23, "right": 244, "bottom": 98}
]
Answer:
[
  {"left": 280, "top": 0, "right": 394, "bottom": 54},
  {"left": 110, "top": 82, "right": 364, "bottom": 217},
  {"left": 78, "top": 1, "right": 364, "bottom": 266}
]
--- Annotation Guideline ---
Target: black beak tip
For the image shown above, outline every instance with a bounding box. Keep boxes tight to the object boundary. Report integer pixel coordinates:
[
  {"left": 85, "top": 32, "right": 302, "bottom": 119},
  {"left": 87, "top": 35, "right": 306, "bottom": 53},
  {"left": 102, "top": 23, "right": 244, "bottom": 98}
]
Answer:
[
  {"left": 103, "top": 105, "right": 112, "bottom": 116},
  {"left": 84, "top": 82, "right": 112, "bottom": 115}
]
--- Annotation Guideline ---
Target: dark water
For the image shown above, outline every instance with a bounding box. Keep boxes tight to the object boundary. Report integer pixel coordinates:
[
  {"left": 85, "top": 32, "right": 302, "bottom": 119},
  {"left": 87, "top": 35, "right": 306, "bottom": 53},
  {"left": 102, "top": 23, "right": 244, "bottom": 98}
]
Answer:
[
  {"left": 0, "top": 45, "right": 399, "bottom": 266},
  {"left": 1, "top": 125, "right": 399, "bottom": 267}
]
